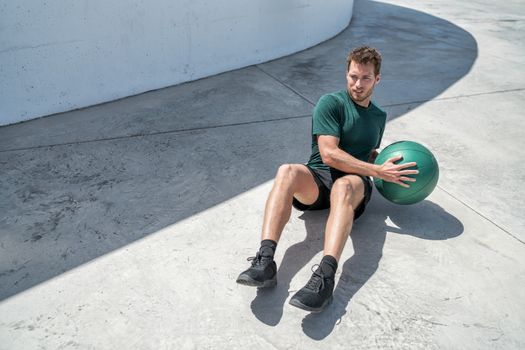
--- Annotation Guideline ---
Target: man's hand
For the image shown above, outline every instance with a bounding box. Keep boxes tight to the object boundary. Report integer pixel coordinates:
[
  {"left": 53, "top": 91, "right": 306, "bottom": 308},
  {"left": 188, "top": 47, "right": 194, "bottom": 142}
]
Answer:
[{"left": 377, "top": 155, "right": 418, "bottom": 188}]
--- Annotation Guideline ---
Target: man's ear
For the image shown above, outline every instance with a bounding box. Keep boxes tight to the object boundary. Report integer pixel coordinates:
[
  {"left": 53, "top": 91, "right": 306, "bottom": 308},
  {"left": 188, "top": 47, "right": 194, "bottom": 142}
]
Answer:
[{"left": 375, "top": 73, "right": 381, "bottom": 84}]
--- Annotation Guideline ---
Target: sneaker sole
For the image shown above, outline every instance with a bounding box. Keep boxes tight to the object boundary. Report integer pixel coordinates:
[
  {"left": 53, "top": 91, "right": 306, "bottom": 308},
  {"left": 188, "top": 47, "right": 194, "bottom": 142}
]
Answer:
[
  {"left": 236, "top": 274, "right": 277, "bottom": 288},
  {"left": 289, "top": 295, "right": 333, "bottom": 313}
]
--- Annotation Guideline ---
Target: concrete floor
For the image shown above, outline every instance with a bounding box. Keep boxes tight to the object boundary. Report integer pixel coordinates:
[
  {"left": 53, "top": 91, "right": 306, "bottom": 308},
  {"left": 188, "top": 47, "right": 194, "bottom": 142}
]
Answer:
[{"left": 1, "top": 0, "right": 524, "bottom": 349}]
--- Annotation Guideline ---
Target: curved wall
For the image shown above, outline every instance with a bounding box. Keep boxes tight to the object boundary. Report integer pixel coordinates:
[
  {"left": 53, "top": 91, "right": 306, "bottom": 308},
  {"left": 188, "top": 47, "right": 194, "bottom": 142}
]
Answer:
[{"left": 0, "top": 0, "right": 354, "bottom": 126}]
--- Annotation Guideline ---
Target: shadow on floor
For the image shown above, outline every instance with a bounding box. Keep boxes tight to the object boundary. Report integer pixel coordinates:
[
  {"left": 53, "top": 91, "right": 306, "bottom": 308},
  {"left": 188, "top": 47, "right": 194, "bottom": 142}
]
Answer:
[{"left": 249, "top": 197, "right": 464, "bottom": 338}]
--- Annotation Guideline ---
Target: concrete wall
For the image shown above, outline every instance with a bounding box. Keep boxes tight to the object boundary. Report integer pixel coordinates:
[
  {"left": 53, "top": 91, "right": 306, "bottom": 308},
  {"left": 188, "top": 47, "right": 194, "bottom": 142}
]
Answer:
[{"left": 0, "top": 0, "right": 354, "bottom": 126}]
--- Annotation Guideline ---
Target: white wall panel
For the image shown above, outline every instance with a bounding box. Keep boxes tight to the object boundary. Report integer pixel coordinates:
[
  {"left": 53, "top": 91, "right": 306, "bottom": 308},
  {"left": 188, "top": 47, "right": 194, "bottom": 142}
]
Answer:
[{"left": 0, "top": 0, "right": 353, "bottom": 125}]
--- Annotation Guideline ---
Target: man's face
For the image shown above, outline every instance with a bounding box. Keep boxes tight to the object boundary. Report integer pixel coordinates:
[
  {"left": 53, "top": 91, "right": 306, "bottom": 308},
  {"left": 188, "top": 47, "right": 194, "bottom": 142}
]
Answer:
[{"left": 346, "top": 61, "right": 381, "bottom": 106}]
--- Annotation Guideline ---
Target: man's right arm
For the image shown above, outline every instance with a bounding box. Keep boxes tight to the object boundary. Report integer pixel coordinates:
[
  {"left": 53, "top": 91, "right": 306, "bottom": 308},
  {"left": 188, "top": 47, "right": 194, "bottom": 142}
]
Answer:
[{"left": 318, "top": 135, "right": 418, "bottom": 188}]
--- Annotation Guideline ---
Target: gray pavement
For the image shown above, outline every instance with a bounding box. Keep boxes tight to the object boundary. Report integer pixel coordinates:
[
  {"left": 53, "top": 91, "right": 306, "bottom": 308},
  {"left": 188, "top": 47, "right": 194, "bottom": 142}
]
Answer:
[{"left": 1, "top": 0, "right": 524, "bottom": 349}]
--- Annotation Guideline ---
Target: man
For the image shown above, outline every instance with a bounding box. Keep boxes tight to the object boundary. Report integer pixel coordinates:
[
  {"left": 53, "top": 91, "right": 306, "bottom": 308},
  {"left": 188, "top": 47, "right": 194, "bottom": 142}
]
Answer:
[{"left": 236, "top": 46, "right": 418, "bottom": 312}]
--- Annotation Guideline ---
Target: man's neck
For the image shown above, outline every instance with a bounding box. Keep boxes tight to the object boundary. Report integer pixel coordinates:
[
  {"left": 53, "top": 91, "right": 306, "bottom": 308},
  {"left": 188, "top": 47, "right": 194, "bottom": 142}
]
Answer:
[
  {"left": 346, "top": 90, "right": 372, "bottom": 108},
  {"left": 352, "top": 97, "right": 371, "bottom": 108},
  {"left": 355, "top": 100, "right": 370, "bottom": 108}
]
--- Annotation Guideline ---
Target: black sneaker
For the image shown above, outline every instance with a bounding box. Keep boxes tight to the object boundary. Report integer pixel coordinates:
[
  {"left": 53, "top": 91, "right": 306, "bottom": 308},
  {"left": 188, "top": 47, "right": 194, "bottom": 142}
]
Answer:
[
  {"left": 236, "top": 252, "right": 277, "bottom": 288},
  {"left": 289, "top": 265, "right": 334, "bottom": 312}
]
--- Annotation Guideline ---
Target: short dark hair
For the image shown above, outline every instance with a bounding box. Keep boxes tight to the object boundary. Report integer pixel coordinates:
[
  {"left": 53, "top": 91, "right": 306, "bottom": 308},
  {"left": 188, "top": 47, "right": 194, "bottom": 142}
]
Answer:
[{"left": 346, "top": 46, "right": 382, "bottom": 75}]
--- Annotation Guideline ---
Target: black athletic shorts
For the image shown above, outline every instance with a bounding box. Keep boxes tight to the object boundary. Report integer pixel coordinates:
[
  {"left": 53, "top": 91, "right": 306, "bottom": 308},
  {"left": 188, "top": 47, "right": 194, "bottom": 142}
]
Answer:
[{"left": 292, "top": 165, "right": 373, "bottom": 221}]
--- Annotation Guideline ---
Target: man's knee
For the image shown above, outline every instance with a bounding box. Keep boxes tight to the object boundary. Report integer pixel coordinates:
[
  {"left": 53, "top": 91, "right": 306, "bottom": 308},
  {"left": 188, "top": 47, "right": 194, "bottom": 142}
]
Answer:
[
  {"left": 275, "top": 164, "right": 299, "bottom": 185},
  {"left": 331, "top": 177, "right": 364, "bottom": 206},
  {"left": 332, "top": 178, "right": 355, "bottom": 198}
]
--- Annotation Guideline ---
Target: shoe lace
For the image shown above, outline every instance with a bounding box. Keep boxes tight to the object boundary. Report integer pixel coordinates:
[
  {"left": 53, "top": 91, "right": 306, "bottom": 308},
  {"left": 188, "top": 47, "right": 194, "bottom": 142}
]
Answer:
[
  {"left": 247, "top": 252, "right": 268, "bottom": 267},
  {"left": 305, "top": 264, "right": 325, "bottom": 291}
]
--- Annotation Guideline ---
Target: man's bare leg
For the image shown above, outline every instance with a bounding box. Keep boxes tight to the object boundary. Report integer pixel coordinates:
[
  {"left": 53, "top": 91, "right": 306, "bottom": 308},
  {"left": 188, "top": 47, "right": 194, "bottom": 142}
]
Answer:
[
  {"left": 323, "top": 175, "right": 365, "bottom": 261},
  {"left": 261, "top": 164, "right": 319, "bottom": 242},
  {"left": 237, "top": 164, "right": 319, "bottom": 287},
  {"left": 289, "top": 175, "right": 365, "bottom": 311}
]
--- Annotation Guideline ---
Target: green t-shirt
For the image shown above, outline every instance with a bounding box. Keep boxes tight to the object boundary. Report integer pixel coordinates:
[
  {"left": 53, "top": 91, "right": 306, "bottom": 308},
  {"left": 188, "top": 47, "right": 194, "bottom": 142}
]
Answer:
[{"left": 307, "top": 90, "right": 387, "bottom": 171}]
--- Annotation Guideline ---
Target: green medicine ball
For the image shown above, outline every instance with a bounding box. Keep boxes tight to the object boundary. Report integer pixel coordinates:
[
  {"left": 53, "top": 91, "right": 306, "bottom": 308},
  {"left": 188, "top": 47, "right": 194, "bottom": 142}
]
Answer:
[{"left": 374, "top": 141, "right": 439, "bottom": 205}]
